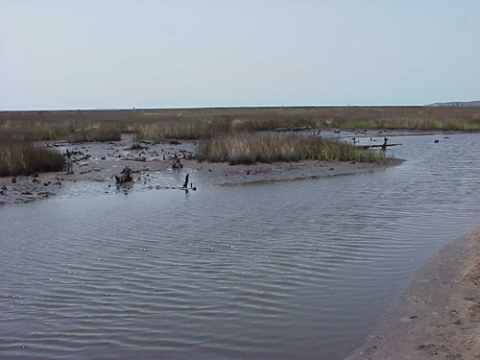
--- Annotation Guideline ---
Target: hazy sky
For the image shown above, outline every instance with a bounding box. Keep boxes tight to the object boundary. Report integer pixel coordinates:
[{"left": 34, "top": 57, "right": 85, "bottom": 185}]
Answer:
[{"left": 1, "top": 1, "right": 479, "bottom": 110}]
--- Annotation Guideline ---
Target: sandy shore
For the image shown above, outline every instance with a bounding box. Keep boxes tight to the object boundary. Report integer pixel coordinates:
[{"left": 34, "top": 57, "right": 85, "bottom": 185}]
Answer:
[
  {"left": 347, "top": 230, "right": 480, "bottom": 360},
  {"left": 0, "top": 137, "right": 398, "bottom": 204}
]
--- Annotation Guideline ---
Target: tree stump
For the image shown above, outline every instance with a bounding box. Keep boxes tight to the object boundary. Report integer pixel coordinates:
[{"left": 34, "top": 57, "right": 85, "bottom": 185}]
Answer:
[
  {"left": 183, "top": 174, "right": 189, "bottom": 188},
  {"left": 172, "top": 158, "right": 183, "bottom": 169},
  {"left": 115, "top": 167, "right": 133, "bottom": 184}
]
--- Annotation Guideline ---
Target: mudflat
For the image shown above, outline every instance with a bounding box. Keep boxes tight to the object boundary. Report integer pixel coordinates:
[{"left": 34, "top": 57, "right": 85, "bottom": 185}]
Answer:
[{"left": 0, "top": 136, "right": 397, "bottom": 205}]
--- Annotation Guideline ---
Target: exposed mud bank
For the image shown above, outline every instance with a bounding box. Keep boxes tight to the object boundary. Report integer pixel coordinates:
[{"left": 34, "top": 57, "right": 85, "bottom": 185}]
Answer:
[{"left": 0, "top": 136, "right": 398, "bottom": 204}]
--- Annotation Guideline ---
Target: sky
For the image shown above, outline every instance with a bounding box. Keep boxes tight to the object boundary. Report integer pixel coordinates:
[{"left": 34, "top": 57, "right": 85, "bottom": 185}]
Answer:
[{"left": 1, "top": 0, "right": 480, "bottom": 111}]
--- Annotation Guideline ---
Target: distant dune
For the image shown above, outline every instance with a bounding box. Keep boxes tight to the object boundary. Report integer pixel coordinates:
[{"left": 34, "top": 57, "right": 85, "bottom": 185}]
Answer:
[{"left": 428, "top": 100, "right": 480, "bottom": 107}]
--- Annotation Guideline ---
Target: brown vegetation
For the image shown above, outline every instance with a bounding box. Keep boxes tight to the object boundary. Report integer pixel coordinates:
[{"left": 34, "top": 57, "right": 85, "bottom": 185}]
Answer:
[
  {"left": 0, "top": 140, "right": 66, "bottom": 177},
  {"left": 0, "top": 106, "right": 478, "bottom": 176},
  {"left": 1, "top": 106, "right": 480, "bottom": 144},
  {"left": 197, "top": 133, "right": 386, "bottom": 165}
]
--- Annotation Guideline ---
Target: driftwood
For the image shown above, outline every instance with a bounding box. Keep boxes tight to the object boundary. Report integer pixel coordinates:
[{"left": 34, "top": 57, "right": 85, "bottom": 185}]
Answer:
[
  {"left": 130, "top": 168, "right": 149, "bottom": 173},
  {"left": 73, "top": 154, "right": 91, "bottom": 162},
  {"left": 360, "top": 137, "right": 402, "bottom": 149},
  {"left": 360, "top": 144, "right": 402, "bottom": 149},
  {"left": 121, "top": 157, "right": 146, "bottom": 162},
  {"left": 150, "top": 185, "right": 197, "bottom": 192},
  {"left": 114, "top": 167, "right": 133, "bottom": 184},
  {"left": 149, "top": 174, "right": 197, "bottom": 192}
]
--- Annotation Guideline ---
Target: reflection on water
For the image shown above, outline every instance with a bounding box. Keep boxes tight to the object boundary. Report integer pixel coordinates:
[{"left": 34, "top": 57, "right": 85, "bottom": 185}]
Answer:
[{"left": 1, "top": 133, "right": 480, "bottom": 360}]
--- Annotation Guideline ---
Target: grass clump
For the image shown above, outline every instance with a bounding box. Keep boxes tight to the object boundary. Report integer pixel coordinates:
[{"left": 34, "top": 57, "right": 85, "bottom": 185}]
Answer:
[
  {"left": 197, "top": 134, "right": 385, "bottom": 165},
  {"left": 198, "top": 133, "right": 302, "bottom": 164},
  {"left": 0, "top": 140, "right": 66, "bottom": 177}
]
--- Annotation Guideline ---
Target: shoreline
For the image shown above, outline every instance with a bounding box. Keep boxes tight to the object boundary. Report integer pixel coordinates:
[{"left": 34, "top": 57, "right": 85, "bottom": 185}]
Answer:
[
  {"left": 0, "top": 158, "right": 397, "bottom": 205},
  {"left": 0, "top": 137, "right": 400, "bottom": 205},
  {"left": 346, "top": 230, "right": 480, "bottom": 360}
]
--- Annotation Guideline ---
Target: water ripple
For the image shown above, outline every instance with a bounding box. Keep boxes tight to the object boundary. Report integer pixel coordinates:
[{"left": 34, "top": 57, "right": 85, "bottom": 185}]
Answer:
[{"left": 1, "top": 134, "right": 480, "bottom": 359}]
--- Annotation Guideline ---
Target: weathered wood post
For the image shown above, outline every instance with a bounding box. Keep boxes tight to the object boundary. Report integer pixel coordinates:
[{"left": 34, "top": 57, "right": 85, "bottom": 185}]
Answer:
[{"left": 381, "top": 137, "right": 388, "bottom": 151}]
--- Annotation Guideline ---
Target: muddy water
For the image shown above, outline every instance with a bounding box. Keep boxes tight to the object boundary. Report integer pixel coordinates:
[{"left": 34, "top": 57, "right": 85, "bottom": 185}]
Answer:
[{"left": 1, "top": 133, "right": 480, "bottom": 360}]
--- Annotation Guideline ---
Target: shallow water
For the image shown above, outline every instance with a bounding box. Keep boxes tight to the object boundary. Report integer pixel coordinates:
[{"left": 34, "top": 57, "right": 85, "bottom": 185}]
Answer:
[{"left": 1, "top": 133, "right": 480, "bottom": 360}]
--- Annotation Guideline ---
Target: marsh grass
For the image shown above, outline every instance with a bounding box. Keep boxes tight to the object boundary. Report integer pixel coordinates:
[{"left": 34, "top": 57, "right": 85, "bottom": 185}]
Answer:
[
  {"left": 1, "top": 106, "right": 480, "bottom": 145},
  {"left": 133, "top": 110, "right": 480, "bottom": 137},
  {"left": 318, "top": 114, "right": 480, "bottom": 131},
  {"left": 233, "top": 118, "right": 319, "bottom": 132},
  {"left": 0, "top": 121, "right": 73, "bottom": 141},
  {"left": 0, "top": 140, "right": 66, "bottom": 177},
  {"left": 135, "top": 118, "right": 232, "bottom": 142},
  {"left": 197, "top": 134, "right": 385, "bottom": 165},
  {"left": 0, "top": 118, "right": 128, "bottom": 143},
  {"left": 67, "top": 126, "right": 123, "bottom": 143}
]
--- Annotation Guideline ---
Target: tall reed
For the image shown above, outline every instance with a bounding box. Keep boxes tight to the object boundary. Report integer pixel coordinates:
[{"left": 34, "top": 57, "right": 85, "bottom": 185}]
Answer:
[
  {"left": 197, "top": 134, "right": 385, "bottom": 165},
  {"left": 0, "top": 140, "right": 66, "bottom": 177}
]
